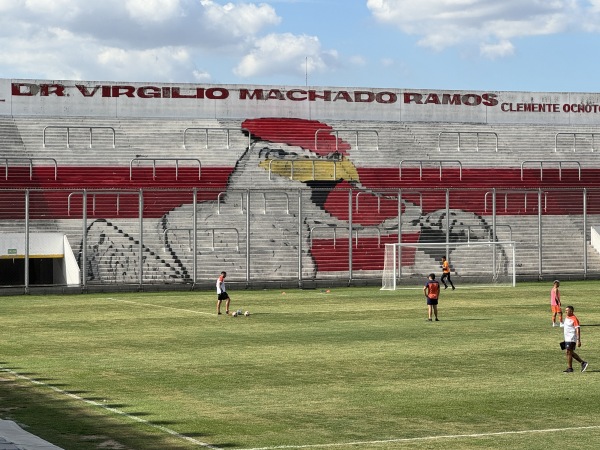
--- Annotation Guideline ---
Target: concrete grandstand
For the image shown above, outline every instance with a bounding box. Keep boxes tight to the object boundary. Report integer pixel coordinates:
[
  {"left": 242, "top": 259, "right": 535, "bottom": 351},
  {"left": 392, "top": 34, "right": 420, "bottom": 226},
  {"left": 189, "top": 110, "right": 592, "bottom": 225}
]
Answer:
[{"left": 2, "top": 78, "right": 600, "bottom": 290}]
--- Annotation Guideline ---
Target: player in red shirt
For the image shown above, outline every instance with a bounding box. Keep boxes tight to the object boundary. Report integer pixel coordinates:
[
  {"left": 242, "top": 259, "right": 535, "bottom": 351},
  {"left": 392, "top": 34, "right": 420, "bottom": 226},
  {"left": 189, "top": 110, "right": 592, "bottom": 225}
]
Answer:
[{"left": 423, "top": 273, "right": 441, "bottom": 321}]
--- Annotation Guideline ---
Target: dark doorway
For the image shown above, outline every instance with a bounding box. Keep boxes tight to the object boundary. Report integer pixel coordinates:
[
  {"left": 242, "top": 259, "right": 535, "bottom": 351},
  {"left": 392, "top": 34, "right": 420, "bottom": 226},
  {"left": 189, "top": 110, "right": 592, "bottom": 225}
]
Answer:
[{"left": 0, "top": 258, "right": 56, "bottom": 285}]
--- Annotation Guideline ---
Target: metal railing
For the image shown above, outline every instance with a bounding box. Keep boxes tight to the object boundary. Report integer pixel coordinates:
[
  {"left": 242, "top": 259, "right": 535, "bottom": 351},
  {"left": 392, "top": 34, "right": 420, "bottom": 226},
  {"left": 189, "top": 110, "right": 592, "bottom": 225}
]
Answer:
[
  {"left": 129, "top": 157, "right": 201, "bottom": 181},
  {"left": 399, "top": 160, "right": 463, "bottom": 180},
  {"left": 314, "top": 128, "right": 379, "bottom": 151},
  {"left": 465, "top": 224, "right": 512, "bottom": 242},
  {"left": 355, "top": 191, "right": 423, "bottom": 214},
  {"left": 438, "top": 131, "right": 498, "bottom": 152},
  {"left": 43, "top": 126, "right": 116, "bottom": 148},
  {"left": 555, "top": 132, "right": 600, "bottom": 152},
  {"left": 484, "top": 190, "right": 548, "bottom": 213},
  {"left": 268, "top": 158, "right": 339, "bottom": 181},
  {"left": 4, "top": 186, "right": 599, "bottom": 290},
  {"left": 163, "top": 227, "right": 240, "bottom": 252},
  {"left": 183, "top": 127, "right": 250, "bottom": 149},
  {"left": 216, "top": 190, "right": 291, "bottom": 214},
  {"left": 2, "top": 157, "right": 57, "bottom": 181},
  {"left": 67, "top": 190, "right": 139, "bottom": 216},
  {"left": 217, "top": 190, "right": 245, "bottom": 214},
  {"left": 520, "top": 160, "right": 581, "bottom": 181},
  {"left": 309, "top": 225, "right": 381, "bottom": 248}
]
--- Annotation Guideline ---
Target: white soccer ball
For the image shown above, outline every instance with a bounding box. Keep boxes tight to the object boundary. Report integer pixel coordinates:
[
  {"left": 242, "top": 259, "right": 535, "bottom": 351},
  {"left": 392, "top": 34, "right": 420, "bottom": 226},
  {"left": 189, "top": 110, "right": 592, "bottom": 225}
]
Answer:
[
  {"left": 231, "top": 311, "right": 238, "bottom": 317},
  {"left": 244, "top": 311, "right": 250, "bottom": 316}
]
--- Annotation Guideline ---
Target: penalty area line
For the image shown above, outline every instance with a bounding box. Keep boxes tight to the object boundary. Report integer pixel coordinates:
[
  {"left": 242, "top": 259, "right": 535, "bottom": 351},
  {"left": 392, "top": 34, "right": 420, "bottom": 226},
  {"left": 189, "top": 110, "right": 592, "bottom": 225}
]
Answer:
[
  {"left": 239, "top": 425, "right": 600, "bottom": 450},
  {"left": 0, "top": 367, "right": 222, "bottom": 449}
]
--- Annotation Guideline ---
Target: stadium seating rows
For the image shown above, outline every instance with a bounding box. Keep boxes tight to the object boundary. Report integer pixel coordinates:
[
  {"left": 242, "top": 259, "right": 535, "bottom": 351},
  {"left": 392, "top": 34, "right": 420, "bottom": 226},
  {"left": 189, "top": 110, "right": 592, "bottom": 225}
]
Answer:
[{"left": 2, "top": 115, "right": 600, "bottom": 286}]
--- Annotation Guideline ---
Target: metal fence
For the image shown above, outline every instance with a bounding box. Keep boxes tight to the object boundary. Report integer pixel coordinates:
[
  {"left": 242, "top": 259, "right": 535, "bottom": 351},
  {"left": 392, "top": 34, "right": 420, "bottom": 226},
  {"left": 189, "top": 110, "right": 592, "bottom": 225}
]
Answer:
[{"left": 2, "top": 186, "right": 600, "bottom": 291}]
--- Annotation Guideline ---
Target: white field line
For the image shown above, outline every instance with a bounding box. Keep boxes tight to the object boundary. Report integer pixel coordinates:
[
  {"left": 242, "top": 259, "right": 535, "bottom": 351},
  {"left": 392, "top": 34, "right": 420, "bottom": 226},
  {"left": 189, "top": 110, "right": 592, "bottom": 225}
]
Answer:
[
  {"left": 5, "top": 364, "right": 598, "bottom": 450},
  {"left": 239, "top": 425, "right": 600, "bottom": 450},
  {"left": 4, "top": 368, "right": 599, "bottom": 450},
  {"left": 106, "top": 296, "right": 389, "bottom": 316},
  {"left": 106, "top": 297, "right": 216, "bottom": 316},
  {"left": 0, "top": 367, "right": 222, "bottom": 450}
]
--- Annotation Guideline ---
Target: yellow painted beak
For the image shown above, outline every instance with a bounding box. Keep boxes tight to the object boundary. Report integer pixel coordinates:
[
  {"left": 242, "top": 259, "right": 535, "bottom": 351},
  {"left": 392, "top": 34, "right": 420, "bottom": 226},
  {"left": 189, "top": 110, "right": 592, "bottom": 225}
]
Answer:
[{"left": 259, "top": 158, "right": 359, "bottom": 182}]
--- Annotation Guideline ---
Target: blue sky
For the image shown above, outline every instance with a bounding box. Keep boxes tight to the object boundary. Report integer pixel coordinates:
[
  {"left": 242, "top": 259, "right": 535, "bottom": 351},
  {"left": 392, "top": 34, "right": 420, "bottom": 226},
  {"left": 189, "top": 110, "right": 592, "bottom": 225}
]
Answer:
[{"left": 1, "top": 0, "right": 600, "bottom": 92}]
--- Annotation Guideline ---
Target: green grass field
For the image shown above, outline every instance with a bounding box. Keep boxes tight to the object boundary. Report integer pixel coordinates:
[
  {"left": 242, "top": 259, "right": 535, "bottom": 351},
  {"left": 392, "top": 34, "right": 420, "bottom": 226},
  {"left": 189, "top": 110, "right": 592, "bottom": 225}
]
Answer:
[{"left": 1, "top": 282, "right": 600, "bottom": 449}]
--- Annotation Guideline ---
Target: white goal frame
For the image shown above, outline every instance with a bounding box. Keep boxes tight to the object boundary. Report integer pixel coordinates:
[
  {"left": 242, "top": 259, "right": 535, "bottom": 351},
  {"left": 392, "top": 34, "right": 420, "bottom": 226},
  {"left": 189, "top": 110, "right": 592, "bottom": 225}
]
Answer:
[{"left": 381, "top": 241, "right": 516, "bottom": 290}]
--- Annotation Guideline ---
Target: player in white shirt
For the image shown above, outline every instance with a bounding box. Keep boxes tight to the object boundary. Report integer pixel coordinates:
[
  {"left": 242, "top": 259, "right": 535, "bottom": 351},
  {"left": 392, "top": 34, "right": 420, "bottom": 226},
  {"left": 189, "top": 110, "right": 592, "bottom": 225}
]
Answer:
[
  {"left": 561, "top": 305, "right": 588, "bottom": 373},
  {"left": 216, "top": 271, "right": 231, "bottom": 315}
]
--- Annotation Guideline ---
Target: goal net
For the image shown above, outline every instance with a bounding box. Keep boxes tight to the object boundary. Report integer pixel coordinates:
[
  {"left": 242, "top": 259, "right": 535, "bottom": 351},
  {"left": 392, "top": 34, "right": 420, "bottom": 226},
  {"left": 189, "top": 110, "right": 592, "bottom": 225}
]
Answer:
[{"left": 381, "top": 241, "right": 516, "bottom": 290}]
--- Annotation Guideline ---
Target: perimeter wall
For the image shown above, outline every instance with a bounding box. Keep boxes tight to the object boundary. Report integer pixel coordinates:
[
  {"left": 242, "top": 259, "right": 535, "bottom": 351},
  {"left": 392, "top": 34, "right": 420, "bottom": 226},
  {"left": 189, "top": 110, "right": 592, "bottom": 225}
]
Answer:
[{"left": 2, "top": 79, "right": 600, "bottom": 125}]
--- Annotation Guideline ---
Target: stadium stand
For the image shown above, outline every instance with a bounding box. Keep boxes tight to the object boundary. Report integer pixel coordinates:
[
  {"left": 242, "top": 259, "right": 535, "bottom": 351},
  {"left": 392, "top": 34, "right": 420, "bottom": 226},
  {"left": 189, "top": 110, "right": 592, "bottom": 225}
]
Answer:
[{"left": 2, "top": 79, "right": 600, "bottom": 290}]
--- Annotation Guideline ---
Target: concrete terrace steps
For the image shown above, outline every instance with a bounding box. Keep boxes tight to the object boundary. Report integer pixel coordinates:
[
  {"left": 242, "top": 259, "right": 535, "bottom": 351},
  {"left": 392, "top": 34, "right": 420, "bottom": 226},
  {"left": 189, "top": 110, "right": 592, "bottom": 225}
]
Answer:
[
  {"left": 10, "top": 116, "right": 249, "bottom": 168},
  {"left": 404, "top": 122, "right": 600, "bottom": 167},
  {"left": 6, "top": 116, "right": 600, "bottom": 185},
  {"left": 0, "top": 116, "right": 26, "bottom": 153},
  {"left": 4, "top": 114, "right": 600, "bottom": 284},
  {"left": 491, "top": 213, "right": 600, "bottom": 276}
]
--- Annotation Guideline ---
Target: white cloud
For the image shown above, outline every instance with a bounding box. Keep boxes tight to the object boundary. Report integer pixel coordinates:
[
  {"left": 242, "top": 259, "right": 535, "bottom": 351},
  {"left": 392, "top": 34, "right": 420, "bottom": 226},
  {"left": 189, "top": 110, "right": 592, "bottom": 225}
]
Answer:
[
  {"left": 350, "top": 55, "right": 367, "bottom": 66},
  {"left": 124, "top": 0, "right": 184, "bottom": 23},
  {"left": 233, "top": 33, "right": 337, "bottom": 78},
  {"left": 366, "top": 0, "right": 587, "bottom": 58},
  {"left": 192, "top": 69, "right": 211, "bottom": 82},
  {"left": 24, "top": 0, "right": 82, "bottom": 18},
  {"left": 97, "top": 46, "right": 193, "bottom": 81},
  {"left": 0, "top": 0, "right": 286, "bottom": 82},
  {"left": 200, "top": 0, "right": 281, "bottom": 37},
  {"left": 480, "top": 39, "right": 515, "bottom": 59}
]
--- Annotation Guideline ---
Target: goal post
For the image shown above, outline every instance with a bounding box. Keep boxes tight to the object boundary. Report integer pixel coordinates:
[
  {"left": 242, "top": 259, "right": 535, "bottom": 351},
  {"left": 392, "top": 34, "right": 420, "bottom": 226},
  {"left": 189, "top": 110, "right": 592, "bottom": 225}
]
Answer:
[{"left": 381, "top": 241, "right": 516, "bottom": 290}]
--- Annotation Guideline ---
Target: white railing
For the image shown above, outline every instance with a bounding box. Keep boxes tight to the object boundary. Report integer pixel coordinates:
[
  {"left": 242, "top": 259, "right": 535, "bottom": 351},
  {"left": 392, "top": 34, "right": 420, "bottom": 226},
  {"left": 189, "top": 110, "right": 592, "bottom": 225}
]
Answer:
[
  {"left": 43, "top": 126, "right": 116, "bottom": 148},
  {"left": 520, "top": 160, "right": 581, "bottom": 181},
  {"left": 183, "top": 127, "right": 250, "bottom": 149},
  {"left": 129, "top": 157, "right": 201, "bottom": 181},
  {"left": 2, "top": 157, "right": 57, "bottom": 181},
  {"left": 437, "top": 131, "right": 498, "bottom": 152},
  {"left": 399, "top": 160, "right": 463, "bottom": 181}
]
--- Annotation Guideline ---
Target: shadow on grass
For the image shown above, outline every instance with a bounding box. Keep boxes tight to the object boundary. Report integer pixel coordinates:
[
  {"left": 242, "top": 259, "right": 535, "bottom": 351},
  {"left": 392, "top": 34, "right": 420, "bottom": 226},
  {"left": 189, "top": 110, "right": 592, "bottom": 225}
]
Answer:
[{"left": 0, "top": 365, "right": 216, "bottom": 450}]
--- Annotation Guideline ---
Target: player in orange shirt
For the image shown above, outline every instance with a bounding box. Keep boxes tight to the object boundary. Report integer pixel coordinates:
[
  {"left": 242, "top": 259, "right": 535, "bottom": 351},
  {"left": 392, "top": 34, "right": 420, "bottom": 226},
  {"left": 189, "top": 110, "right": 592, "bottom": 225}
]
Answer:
[
  {"left": 441, "top": 256, "right": 455, "bottom": 290},
  {"left": 550, "top": 280, "right": 563, "bottom": 327}
]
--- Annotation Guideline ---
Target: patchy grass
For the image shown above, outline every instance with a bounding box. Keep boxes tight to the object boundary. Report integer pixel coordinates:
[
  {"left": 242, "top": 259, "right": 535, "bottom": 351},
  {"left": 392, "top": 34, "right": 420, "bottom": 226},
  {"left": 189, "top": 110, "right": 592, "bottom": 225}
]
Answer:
[{"left": 1, "top": 282, "right": 600, "bottom": 449}]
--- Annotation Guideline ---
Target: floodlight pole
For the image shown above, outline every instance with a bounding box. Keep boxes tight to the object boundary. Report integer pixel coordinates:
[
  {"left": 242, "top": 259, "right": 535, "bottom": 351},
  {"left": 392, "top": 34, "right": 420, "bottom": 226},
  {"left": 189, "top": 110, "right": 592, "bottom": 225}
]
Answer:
[
  {"left": 138, "top": 189, "right": 144, "bottom": 289},
  {"left": 246, "top": 189, "right": 250, "bottom": 286},
  {"left": 192, "top": 187, "right": 197, "bottom": 286},
  {"left": 398, "top": 189, "right": 402, "bottom": 281},
  {"left": 583, "top": 188, "right": 588, "bottom": 279},
  {"left": 348, "top": 188, "right": 353, "bottom": 284},
  {"left": 538, "top": 189, "right": 543, "bottom": 280},
  {"left": 298, "top": 188, "right": 303, "bottom": 288},
  {"left": 24, "top": 189, "right": 30, "bottom": 294},
  {"left": 492, "top": 188, "right": 497, "bottom": 276},
  {"left": 445, "top": 189, "right": 450, "bottom": 259},
  {"left": 512, "top": 244, "right": 516, "bottom": 287},
  {"left": 82, "top": 190, "right": 87, "bottom": 291}
]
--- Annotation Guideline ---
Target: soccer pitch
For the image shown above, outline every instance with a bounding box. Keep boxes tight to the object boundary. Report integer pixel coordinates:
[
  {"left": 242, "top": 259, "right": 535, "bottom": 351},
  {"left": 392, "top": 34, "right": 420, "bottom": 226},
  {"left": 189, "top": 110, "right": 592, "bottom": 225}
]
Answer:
[{"left": 1, "top": 282, "right": 600, "bottom": 449}]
